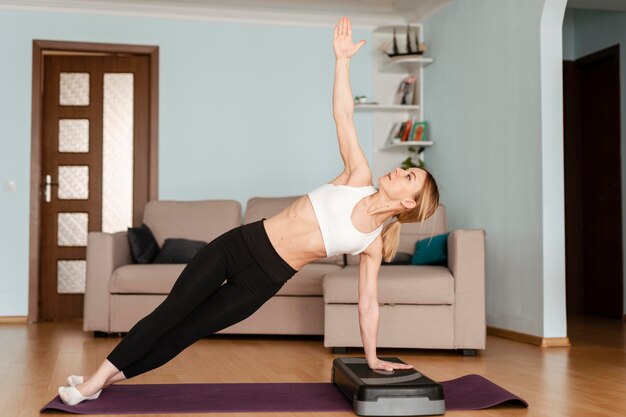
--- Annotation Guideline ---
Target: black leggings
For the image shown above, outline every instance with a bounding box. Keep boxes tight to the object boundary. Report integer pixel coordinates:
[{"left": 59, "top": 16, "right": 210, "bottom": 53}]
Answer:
[{"left": 106, "top": 219, "right": 297, "bottom": 379}]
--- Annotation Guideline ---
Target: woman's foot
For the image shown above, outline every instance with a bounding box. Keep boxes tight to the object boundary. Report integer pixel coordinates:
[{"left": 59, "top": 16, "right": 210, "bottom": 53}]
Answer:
[
  {"left": 66, "top": 375, "right": 84, "bottom": 387},
  {"left": 57, "top": 385, "right": 102, "bottom": 406},
  {"left": 67, "top": 374, "right": 114, "bottom": 389}
]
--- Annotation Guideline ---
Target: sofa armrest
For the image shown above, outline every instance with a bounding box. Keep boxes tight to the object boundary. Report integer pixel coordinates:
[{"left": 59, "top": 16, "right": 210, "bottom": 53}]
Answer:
[
  {"left": 83, "top": 231, "right": 133, "bottom": 332},
  {"left": 447, "top": 229, "right": 487, "bottom": 349}
]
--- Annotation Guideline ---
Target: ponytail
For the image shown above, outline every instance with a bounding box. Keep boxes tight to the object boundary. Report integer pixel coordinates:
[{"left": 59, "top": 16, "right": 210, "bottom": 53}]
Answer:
[{"left": 381, "top": 218, "right": 402, "bottom": 263}]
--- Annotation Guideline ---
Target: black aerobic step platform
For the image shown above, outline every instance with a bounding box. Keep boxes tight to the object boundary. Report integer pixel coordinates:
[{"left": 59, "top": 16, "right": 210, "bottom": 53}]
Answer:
[{"left": 332, "top": 357, "right": 445, "bottom": 416}]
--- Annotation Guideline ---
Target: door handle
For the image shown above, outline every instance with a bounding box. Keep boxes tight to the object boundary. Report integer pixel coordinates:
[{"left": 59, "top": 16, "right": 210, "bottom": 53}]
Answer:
[{"left": 44, "top": 174, "right": 59, "bottom": 203}]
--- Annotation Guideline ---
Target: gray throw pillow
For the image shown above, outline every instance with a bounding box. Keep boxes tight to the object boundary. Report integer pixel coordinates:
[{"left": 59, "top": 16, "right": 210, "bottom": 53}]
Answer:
[
  {"left": 152, "top": 238, "right": 207, "bottom": 264},
  {"left": 382, "top": 251, "right": 412, "bottom": 265}
]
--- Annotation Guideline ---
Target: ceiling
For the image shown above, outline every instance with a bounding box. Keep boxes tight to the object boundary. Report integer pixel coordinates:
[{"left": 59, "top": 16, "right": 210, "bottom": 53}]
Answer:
[
  {"left": 0, "top": 0, "right": 453, "bottom": 26},
  {"left": 80, "top": 0, "right": 452, "bottom": 20},
  {"left": 4, "top": 0, "right": 623, "bottom": 28}
]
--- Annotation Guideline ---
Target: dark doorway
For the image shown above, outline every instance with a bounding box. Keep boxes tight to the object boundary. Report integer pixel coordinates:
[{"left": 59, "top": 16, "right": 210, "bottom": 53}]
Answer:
[{"left": 563, "top": 45, "right": 623, "bottom": 318}]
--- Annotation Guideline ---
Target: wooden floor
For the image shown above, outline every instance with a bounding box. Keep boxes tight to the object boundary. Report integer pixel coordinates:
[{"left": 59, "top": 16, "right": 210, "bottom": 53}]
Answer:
[{"left": 1, "top": 314, "right": 624, "bottom": 417}]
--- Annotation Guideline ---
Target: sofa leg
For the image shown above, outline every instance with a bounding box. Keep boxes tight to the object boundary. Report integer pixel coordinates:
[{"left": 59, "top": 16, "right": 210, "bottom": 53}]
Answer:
[
  {"left": 332, "top": 347, "right": 347, "bottom": 354},
  {"left": 460, "top": 349, "right": 477, "bottom": 356},
  {"left": 93, "top": 331, "right": 110, "bottom": 338}
]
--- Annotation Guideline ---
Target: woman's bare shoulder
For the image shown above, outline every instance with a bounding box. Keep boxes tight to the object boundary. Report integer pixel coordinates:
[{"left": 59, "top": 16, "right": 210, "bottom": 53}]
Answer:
[{"left": 361, "top": 235, "right": 383, "bottom": 260}]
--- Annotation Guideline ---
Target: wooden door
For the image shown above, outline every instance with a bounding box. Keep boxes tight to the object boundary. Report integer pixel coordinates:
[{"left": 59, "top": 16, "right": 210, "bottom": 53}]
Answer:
[
  {"left": 563, "top": 45, "right": 623, "bottom": 318},
  {"left": 39, "top": 55, "right": 150, "bottom": 321}
]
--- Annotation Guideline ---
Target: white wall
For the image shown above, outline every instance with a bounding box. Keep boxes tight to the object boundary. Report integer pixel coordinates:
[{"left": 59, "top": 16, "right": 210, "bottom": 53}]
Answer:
[
  {"left": 564, "top": 8, "right": 626, "bottom": 315},
  {"left": 540, "top": 0, "right": 568, "bottom": 337},
  {"left": 424, "top": 0, "right": 568, "bottom": 337}
]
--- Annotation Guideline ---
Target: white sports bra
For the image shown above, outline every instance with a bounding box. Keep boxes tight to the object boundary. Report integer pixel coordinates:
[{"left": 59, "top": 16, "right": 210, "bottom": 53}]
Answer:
[{"left": 307, "top": 183, "right": 384, "bottom": 257}]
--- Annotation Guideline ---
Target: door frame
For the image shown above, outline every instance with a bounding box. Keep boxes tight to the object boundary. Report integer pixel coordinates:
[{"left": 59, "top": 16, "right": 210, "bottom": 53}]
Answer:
[{"left": 28, "top": 40, "right": 159, "bottom": 323}]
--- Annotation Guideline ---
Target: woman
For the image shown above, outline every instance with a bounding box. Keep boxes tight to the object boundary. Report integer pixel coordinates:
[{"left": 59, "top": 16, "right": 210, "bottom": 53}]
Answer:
[{"left": 58, "top": 16, "right": 440, "bottom": 406}]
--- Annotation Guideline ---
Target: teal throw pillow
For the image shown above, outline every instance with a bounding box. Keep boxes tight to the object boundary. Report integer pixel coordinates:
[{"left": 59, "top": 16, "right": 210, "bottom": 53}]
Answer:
[{"left": 410, "top": 233, "right": 450, "bottom": 266}]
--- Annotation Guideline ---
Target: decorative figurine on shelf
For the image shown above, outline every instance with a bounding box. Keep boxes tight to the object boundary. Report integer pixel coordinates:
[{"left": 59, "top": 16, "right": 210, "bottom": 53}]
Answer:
[
  {"left": 392, "top": 28, "right": 400, "bottom": 56},
  {"left": 386, "top": 25, "right": 426, "bottom": 57},
  {"left": 354, "top": 95, "right": 379, "bottom": 105},
  {"left": 414, "top": 30, "right": 420, "bottom": 55}
]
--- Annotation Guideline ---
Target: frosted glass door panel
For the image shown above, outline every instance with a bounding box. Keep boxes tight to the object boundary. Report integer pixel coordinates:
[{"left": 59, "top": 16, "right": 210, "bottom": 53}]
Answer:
[
  {"left": 58, "top": 166, "right": 89, "bottom": 200},
  {"left": 57, "top": 212, "right": 88, "bottom": 246},
  {"left": 59, "top": 73, "right": 90, "bottom": 106},
  {"left": 59, "top": 119, "right": 89, "bottom": 152},
  {"left": 102, "top": 73, "right": 134, "bottom": 233},
  {"left": 57, "top": 260, "right": 86, "bottom": 294}
]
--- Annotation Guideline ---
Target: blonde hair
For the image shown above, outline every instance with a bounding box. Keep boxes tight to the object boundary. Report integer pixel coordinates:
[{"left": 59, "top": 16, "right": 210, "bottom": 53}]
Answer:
[{"left": 381, "top": 168, "right": 440, "bottom": 262}]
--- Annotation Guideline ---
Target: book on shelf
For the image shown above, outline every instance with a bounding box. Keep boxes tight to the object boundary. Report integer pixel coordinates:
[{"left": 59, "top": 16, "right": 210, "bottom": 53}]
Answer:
[
  {"left": 408, "top": 118, "right": 419, "bottom": 141},
  {"left": 393, "top": 75, "right": 417, "bottom": 105},
  {"left": 401, "top": 118, "right": 414, "bottom": 141},
  {"left": 385, "top": 122, "right": 402, "bottom": 146},
  {"left": 386, "top": 118, "right": 429, "bottom": 145},
  {"left": 414, "top": 121, "right": 427, "bottom": 141},
  {"left": 395, "top": 122, "right": 406, "bottom": 141}
]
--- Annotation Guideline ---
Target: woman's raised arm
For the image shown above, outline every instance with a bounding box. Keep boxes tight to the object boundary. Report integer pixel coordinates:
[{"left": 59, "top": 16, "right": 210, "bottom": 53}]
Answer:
[{"left": 331, "top": 17, "right": 370, "bottom": 183}]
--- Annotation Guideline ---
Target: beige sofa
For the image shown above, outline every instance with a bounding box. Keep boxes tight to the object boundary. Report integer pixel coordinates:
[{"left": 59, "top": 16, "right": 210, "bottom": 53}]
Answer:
[{"left": 84, "top": 197, "right": 486, "bottom": 355}]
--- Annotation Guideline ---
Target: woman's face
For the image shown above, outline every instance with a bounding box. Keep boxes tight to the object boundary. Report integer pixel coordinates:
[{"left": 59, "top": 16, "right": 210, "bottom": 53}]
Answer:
[{"left": 378, "top": 167, "right": 426, "bottom": 202}]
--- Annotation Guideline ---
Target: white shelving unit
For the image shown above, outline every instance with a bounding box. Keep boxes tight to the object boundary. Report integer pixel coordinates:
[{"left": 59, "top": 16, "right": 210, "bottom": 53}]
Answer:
[
  {"left": 355, "top": 104, "right": 420, "bottom": 111},
  {"left": 380, "top": 141, "right": 434, "bottom": 151},
  {"left": 379, "top": 55, "right": 434, "bottom": 74},
  {"left": 361, "top": 23, "right": 434, "bottom": 179}
]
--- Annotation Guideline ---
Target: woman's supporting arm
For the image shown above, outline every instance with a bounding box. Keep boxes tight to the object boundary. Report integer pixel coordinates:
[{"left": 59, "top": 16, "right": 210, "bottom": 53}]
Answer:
[
  {"left": 358, "top": 251, "right": 380, "bottom": 364},
  {"left": 359, "top": 238, "right": 415, "bottom": 372}
]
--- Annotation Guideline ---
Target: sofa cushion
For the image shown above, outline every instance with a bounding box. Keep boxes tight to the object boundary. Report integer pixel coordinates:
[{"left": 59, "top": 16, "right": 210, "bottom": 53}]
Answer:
[
  {"left": 127, "top": 223, "right": 159, "bottom": 264},
  {"left": 143, "top": 200, "right": 241, "bottom": 247},
  {"left": 245, "top": 196, "right": 344, "bottom": 266},
  {"left": 411, "top": 233, "right": 449, "bottom": 266},
  {"left": 382, "top": 251, "right": 412, "bottom": 265},
  {"left": 276, "top": 263, "right": 343, "bottom": 296},
  {"left": 323, "top": 265, "right": 454, "bottom": 305},
  {"left": 244, "top": 196, "right": 301, "bottom": 223},
  {"left": 110, "top": 264, "right": 187, "bottom": 294},
  {"left": 110, "top": 263, "right": 344, "bottom": 296},
  {"left": 153, "top": 238, "right": 207, "bottom": 264}
]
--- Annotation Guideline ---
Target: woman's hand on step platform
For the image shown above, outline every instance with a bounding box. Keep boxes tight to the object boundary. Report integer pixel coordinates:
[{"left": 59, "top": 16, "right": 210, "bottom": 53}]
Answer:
[{"left": 368, "top": 358, "right": 414, "bottom": 372}]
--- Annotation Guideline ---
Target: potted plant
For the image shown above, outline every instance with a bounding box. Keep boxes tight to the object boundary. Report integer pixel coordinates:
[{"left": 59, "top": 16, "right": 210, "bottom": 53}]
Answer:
[{"left": 400, "top": 146, "right": 425, "bottom": 169}]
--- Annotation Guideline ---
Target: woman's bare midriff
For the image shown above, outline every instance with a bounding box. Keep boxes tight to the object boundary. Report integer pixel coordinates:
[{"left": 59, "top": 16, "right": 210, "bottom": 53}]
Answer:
[{"left": 262, "top": 195, "right": 327, "bottom": 271}]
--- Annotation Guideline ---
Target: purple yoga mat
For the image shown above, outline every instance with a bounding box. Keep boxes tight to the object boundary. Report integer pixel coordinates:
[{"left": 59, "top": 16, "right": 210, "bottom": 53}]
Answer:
[
  {"left": 441, "top": 374, "right": 527, "bottom": 410},
  {"left": 41, "top": 374, "right": 528, "bottom": 415}
]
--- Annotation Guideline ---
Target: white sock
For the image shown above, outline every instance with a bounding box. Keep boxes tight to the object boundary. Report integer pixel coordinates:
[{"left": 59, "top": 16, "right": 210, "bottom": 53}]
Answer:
[
  {"left": 57, "top": 385, "right": 102, "bottom": 406},
  {"left": 66, "top": 375, "right": 84, "bottom": 387}
]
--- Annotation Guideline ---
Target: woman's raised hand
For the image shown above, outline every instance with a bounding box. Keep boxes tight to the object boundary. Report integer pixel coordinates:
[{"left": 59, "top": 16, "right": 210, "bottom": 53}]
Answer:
[{"left": 333, "top": 16, "right": 366, "bottom": 60}]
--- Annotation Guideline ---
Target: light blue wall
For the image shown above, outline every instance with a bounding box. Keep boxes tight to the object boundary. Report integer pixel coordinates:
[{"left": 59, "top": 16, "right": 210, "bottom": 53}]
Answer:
[
  {"left": 564, "top": 8, "right": 626, "bottom": 315},
  {"left": 0, "top": 9, "right": 371, "bottom": 316},
  {"left": 424, "top": 0, "right": 568, "bottom": 337}
]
